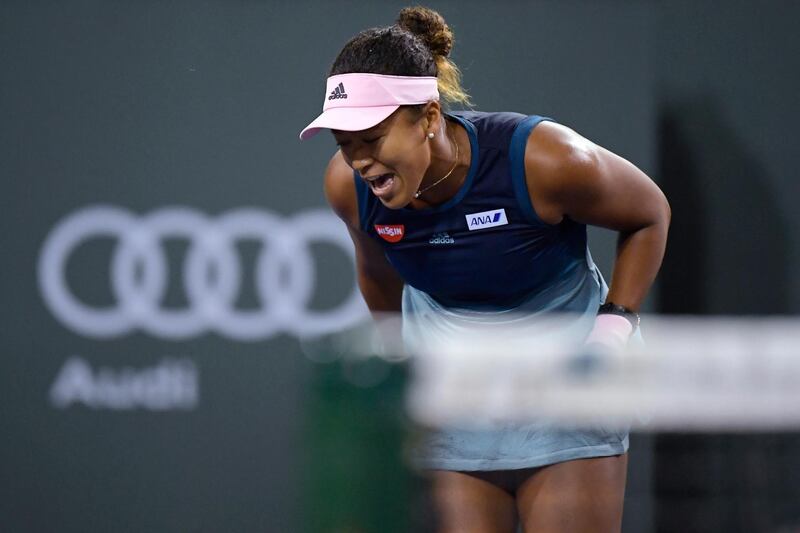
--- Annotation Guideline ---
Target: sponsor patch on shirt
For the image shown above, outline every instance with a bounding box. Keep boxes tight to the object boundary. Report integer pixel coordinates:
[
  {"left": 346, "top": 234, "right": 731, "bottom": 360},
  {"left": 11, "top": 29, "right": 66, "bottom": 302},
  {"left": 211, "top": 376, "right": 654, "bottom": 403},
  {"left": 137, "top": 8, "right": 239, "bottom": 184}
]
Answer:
[
  {"left": 374, "top": 224, "right": 405, "bottom": 243},
  {"left": 465, "top": 209, "right": 508, "bottom": 231}
]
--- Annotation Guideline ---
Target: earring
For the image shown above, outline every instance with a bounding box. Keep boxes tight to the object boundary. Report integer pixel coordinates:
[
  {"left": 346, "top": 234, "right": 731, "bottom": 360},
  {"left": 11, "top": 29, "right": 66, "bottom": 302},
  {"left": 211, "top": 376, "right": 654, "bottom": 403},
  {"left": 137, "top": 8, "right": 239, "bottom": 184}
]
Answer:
[{"left": 427, "top": 132, "right": 435, "bottom": 139}]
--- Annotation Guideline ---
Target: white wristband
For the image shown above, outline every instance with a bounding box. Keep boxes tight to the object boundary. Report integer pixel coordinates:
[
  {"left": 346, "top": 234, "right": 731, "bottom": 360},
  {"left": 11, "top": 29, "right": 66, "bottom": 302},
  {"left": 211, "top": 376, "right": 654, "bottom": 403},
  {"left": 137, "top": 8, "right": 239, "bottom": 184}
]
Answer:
[{"left": 585, "top": 313, "right": 633, "bottom": 349}]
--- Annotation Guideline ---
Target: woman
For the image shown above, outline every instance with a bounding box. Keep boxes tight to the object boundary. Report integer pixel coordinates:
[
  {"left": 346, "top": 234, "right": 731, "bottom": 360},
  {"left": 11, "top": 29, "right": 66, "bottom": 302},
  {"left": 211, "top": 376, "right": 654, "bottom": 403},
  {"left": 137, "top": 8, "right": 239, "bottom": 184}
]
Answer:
[{"left": 300, "top": 6, "right": 669, "bottom": 533}]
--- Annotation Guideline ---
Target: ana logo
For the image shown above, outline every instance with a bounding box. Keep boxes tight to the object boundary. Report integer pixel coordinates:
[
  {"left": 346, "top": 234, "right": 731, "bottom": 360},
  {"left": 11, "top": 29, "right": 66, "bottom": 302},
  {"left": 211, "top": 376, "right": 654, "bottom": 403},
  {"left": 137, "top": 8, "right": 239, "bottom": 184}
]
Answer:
[
  {"left": 465, "top": 208, "right": 508, "bottom": 231},
  {"left": 374, "top": 224, "right": 405, "bottom": 243},
  {"left": 328, "top": 82, "right": 348, "bottom": 100},
  {"left": 429, "top": 232, "right": 454, "bottom": 245}
]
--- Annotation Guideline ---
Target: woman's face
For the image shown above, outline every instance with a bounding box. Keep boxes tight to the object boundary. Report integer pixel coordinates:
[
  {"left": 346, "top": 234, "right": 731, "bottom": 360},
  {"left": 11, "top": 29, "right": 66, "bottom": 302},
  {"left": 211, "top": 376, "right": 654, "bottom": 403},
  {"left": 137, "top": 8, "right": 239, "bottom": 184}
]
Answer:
[{"left": 332, "top": 106, "right": 435, "bottom": 209}]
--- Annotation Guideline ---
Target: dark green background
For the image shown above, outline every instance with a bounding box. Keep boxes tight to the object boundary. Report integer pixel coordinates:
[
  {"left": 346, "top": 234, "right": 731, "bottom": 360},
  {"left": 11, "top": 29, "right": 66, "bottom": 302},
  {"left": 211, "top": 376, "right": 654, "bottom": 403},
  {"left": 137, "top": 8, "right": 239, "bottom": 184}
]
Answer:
[{"left": 2, "top": 1, "right": 798, "bottom": 532}]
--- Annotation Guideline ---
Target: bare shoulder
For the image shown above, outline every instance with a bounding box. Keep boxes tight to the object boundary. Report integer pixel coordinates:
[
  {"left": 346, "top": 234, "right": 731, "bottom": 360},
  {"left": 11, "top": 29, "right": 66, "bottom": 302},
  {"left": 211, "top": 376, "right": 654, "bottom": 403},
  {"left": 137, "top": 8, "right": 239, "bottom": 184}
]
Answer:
[
  {"left": 524, "top": 121, "right": 602, "bottom": 224},
  {"left": 526, "top": 121, "right": 598, "bottom": 171},
  {"left": 524, "top": 120, "right": 668, "bottom": 231},
  {"left": 323, "top": 150, "right": 359, "bottom": 228}
]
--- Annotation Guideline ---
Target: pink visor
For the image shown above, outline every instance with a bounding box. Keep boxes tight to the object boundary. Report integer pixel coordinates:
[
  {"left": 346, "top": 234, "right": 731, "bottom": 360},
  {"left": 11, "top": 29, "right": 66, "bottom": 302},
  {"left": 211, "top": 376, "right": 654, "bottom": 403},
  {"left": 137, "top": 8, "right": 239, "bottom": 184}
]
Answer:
[{"left": 299, "top": 73, "right": 439, "bottom": 140}]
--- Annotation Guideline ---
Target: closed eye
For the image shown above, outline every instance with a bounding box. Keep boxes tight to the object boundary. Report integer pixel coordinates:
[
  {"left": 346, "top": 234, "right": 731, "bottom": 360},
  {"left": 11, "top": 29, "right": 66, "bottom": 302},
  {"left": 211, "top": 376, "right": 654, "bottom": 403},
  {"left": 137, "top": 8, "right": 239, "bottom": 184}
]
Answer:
[{"left": 333, "top": 134, "right": 381, "bottom": 148}]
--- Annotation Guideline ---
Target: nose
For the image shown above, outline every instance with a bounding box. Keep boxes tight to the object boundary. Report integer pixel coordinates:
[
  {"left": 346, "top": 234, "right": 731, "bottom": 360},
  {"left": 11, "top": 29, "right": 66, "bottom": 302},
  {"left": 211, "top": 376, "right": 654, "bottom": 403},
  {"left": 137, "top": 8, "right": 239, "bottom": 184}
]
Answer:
[{"left": 351, "top": 158, "right": 373, "bottom": 174}]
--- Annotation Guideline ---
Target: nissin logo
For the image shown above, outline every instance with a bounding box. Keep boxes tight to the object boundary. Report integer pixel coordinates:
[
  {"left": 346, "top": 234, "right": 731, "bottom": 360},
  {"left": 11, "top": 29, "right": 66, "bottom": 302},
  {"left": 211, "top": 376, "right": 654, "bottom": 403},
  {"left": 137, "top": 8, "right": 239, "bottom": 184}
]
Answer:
[
  {"left": 465, "top": 209, "right": 508, "bottom": 231},
  {"left": 374, "top": 224, "right": 405, "bottom": 243}
]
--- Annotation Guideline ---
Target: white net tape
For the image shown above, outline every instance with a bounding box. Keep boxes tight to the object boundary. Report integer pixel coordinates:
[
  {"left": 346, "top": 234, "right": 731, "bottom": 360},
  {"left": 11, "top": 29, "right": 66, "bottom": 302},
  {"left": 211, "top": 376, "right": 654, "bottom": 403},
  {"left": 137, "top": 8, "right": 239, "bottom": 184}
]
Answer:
[{"left": 404, "top": 316, "right": 800, "bottom": 431}]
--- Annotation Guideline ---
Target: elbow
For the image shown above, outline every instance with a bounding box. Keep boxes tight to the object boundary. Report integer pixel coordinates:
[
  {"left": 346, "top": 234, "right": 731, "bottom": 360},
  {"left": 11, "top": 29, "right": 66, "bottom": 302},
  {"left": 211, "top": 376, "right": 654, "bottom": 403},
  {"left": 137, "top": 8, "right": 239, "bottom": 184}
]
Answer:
[
  {"left": 643, "top": 192, "right": 671, "bottom": 245},
  {"left": 660, "top": 191, "right": 672, "bottom": 229},
  {"left": 634, "top": 191, "right": 671, "bottom": 238}
]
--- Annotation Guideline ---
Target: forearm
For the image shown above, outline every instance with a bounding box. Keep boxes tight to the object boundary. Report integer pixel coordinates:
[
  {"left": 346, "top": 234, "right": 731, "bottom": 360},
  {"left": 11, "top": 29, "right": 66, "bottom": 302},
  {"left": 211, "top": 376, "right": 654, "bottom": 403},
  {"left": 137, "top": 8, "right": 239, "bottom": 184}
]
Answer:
[
  {"left": 604, "top": 218, "right": 670, "bottom": 312},
  {"left": 343, "top": 224, "right": 404, "bottom": 315},
  {"left": 356, "top": 270, "right": 404, "bottom": 355},
  {"left": 357, "top": 270, "right": 404, "bottom": 316}
]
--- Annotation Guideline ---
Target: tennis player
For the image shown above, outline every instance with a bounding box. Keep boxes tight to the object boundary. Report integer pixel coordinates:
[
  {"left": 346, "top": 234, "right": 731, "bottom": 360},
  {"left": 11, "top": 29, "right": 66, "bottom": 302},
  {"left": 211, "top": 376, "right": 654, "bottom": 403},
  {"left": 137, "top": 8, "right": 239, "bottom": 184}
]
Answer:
[{"left": 300, "top": 7, "right": 669, "bottom": 533}]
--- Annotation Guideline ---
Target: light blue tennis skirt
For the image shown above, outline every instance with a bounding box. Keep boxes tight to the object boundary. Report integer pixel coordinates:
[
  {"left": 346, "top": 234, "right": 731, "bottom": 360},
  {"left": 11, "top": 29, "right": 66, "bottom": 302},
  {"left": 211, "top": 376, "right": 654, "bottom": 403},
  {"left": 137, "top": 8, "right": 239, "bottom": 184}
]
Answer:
[{"left": 402, "top": 276, "right": 633, "bottom": 472}]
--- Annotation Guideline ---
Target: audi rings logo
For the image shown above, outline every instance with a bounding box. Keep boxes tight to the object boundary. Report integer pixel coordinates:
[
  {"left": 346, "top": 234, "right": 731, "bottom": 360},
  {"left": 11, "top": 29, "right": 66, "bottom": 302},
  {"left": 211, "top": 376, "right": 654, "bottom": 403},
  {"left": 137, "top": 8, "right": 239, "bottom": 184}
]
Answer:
[{"left": 38, "top": 205, "right": 367, "bottom": 340}]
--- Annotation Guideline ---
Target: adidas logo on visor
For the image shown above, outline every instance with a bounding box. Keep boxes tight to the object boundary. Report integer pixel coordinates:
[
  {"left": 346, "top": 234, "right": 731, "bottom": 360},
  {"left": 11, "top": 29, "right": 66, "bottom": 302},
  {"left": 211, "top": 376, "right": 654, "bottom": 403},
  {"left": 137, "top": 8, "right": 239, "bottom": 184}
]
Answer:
[{"left": 328, "top": 82, "right": 348, "bottom": 100}]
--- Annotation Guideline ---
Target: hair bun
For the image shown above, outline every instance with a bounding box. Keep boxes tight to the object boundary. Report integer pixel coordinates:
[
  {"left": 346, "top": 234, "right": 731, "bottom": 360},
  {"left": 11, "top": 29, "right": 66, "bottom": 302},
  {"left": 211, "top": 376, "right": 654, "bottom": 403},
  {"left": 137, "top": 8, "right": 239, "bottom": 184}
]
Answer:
[{"left": 397, "top": 6, "right": 453, "bottom": 58}]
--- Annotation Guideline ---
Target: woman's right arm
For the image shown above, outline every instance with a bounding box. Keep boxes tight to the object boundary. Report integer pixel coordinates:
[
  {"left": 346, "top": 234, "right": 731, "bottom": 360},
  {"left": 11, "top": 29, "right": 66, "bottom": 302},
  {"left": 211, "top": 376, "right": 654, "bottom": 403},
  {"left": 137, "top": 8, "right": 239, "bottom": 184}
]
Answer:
[{"left": 324, "top": 151, "right": 404, "bottom": 314}]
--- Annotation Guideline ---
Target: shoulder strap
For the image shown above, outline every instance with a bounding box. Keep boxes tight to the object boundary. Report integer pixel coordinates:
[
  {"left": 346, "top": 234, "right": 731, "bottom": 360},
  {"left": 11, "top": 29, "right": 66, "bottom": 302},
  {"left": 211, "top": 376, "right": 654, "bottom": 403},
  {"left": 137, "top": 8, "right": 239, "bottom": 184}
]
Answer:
[{"left": 509, "top": 115, "right": 554, "bottom": 226}]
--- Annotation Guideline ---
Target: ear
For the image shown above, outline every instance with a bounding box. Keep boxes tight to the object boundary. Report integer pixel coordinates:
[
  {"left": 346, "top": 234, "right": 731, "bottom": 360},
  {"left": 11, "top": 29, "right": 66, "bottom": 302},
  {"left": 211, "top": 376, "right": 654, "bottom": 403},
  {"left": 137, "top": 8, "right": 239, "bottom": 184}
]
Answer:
[{"left": 422, "top": 101, "right": 442, "bottom": 132}]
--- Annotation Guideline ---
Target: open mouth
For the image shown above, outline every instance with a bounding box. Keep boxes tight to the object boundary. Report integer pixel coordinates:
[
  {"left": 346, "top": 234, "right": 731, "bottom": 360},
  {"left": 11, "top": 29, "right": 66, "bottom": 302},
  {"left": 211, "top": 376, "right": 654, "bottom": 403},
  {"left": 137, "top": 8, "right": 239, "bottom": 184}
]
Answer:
[{"left": 365, "top": 173, "right": 395, "bottom": 196}]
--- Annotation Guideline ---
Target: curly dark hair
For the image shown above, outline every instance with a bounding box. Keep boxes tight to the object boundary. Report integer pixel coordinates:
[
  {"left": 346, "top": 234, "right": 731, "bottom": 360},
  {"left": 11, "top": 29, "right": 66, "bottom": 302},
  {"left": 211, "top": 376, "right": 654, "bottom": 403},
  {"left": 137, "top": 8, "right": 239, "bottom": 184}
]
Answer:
[{"left": 329, "top": 6, "right": 470, "bottom": 106}]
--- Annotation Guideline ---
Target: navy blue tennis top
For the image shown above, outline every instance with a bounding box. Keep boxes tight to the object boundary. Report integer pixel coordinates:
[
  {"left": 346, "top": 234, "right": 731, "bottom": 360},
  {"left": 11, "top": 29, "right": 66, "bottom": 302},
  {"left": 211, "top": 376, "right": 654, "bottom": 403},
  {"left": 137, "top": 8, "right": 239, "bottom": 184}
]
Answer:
[{"left": 354, "top": 111, "right": 598, "bottom": 310}]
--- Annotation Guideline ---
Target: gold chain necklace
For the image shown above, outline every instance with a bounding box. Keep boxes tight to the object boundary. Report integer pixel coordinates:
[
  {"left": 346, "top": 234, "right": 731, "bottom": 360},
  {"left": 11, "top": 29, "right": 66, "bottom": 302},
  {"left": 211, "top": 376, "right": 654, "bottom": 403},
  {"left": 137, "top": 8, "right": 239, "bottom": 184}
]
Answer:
[{"left": 414, "top": 130, "right": 459, "bottom": 199}]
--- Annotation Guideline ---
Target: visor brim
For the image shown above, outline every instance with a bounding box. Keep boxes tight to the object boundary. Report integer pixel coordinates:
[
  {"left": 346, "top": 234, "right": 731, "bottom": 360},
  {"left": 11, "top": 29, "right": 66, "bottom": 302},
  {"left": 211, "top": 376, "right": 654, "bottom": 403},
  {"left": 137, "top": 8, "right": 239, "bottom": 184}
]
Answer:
[{"left": 299, "top": 105, "right": 400, "bottom": 140}]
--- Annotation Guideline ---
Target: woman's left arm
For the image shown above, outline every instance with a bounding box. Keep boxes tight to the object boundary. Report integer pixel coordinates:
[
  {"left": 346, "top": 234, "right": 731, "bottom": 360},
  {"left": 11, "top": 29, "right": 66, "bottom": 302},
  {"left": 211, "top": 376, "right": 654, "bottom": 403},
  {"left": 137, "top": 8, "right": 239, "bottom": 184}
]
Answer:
[{"left": 524, "top": 121, "right": 671, "bottom": 312}]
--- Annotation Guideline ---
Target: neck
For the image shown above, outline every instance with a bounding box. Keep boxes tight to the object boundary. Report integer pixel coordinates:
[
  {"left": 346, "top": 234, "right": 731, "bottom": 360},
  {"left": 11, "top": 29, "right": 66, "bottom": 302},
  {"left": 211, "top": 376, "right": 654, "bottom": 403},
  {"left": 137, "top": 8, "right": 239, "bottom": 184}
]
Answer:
[{"left": 412, "top": 119, "right": 468, "bottom": 206}]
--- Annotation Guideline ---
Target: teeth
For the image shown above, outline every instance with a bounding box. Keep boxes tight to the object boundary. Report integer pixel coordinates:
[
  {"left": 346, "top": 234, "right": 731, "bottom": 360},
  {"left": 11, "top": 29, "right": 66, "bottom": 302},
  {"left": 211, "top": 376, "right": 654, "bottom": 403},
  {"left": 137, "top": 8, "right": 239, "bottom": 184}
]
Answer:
[{"left": 369, "top": 174, "right": 394, "bottom": 194}]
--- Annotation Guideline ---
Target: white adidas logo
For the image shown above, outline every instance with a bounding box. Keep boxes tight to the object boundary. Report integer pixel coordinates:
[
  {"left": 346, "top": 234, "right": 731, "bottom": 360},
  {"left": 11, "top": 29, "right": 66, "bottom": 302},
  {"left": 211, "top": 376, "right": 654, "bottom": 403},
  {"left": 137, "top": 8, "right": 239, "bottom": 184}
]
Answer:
[{"left": 429, "top": 232, "right": 455, "bottom": 244}]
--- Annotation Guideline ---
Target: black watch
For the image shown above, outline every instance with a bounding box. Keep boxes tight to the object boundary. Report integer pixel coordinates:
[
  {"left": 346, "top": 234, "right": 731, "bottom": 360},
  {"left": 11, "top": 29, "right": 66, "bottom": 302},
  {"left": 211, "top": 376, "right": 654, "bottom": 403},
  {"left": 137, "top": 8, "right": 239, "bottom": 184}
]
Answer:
[{"left": 598, "top": 302, "right": 640, "bottom": 330}]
